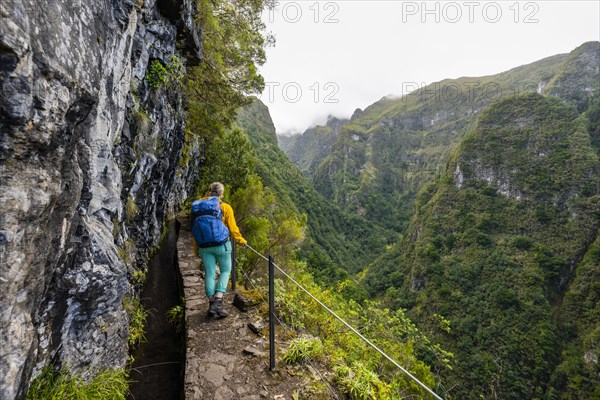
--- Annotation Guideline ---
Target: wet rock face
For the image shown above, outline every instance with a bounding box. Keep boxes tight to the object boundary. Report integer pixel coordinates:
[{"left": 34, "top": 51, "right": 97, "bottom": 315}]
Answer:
[{"left": 0, "top": 0, "right": 201, "bottom": 398}]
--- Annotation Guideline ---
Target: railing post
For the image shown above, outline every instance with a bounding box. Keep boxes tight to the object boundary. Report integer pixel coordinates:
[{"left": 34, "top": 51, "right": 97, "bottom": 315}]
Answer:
[
  {"left": 268, "top": 255, "right": 276, "bottom": 371},
  {"left": 231, "top": 238, "right": 236, "bottom": 292}
]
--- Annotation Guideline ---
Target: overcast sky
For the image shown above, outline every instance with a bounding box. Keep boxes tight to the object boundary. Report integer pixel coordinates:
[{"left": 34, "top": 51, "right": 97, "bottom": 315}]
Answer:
[{"left": 256, "top": 1, "right": 600, "bottom": 134}]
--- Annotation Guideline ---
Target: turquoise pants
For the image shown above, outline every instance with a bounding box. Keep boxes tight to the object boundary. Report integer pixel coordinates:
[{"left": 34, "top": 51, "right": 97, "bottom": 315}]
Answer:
[{"left": 199, "top": 241, "right": 232, "bottom": 297}]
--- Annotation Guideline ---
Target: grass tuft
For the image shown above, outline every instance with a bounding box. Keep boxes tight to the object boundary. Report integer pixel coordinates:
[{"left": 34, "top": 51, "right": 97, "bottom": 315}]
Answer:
[
  {"left": 26, "top": 365, "right": 128, "bottom": 400},
  {"left": 166, "top": 302, "right": 185, "bottom": 333},
  {"left": 126, "top": 196, "right": 139, "bottom": 222},
  {"left": 122, "top": 297, "right": 147, "bottom": 348}
]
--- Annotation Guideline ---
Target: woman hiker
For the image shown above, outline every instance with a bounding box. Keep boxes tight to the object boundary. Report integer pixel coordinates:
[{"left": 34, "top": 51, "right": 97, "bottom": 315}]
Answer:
[{"left": 191, "top": 182, "right": 247, "bottom": 318}]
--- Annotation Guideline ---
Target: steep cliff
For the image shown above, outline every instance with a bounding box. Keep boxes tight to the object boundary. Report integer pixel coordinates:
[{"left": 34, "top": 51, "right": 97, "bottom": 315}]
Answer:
[{"left": 0, "top": 0, "right": 202, "bottom": 397}]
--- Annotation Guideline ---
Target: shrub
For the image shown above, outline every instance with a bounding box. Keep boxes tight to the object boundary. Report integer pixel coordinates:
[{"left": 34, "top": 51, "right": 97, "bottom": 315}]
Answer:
[
  {"left": 512, "top": 235, "right": 534, "bottom": 250},
  {"left": 283, "top": 336, "right": 324, "bottom": 364},
  {"left": 146, "top": 60, "right": 168, "bottom": 89},
  {"left": 146, "top": 56, "right": 185, "bottom": 89},
  {"left": 130, "top": 268, "right": 146, "bottom": 286},
  {"left": 333, "top": 362, "right": 392, "bottom": 400}
]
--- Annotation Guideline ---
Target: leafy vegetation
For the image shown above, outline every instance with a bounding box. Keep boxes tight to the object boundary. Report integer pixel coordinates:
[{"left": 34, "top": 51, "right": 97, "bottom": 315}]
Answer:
[
  {"left": 333, "top": 362, "right": 391, "bottom": 400},
  {"left": 365, "top": 93, "right": 599, "bottom": 399},
  {"left": 146, "top": 56, "right": 185, "bottom": 89},
  {"left": 26, "top": 365, "right": 128, "bottom": 400},
  {"left": 551, "top": 235, "right": 600, "bottom": 399},
  {"left": 265, "top": 262, "right": 450, "bottom": 399},
  {"left": 195, "top": 127, "right": 256, "bottom": 195},
  {"left": 130, "top": 268, "right": 146, "bottom": 287},
  {"left": 146, "top": 60, "right": 169, "bottom": 89},
  {"left": 228, "top": 175, "right": 306, "bottom": 278},
  {"left": 183, "top": 0, "right": 273, "bottom": 152}
]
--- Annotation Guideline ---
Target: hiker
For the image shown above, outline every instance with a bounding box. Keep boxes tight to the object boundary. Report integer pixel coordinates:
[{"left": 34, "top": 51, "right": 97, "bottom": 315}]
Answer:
[{"left": 191, "top": 182, "right": 247, "bottom": 318}]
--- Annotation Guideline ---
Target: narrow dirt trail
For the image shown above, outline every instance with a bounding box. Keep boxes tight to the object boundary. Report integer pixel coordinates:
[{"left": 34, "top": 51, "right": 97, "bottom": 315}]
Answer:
[{"left": 176, "top": 217, "right": 309, "bottom": 400}]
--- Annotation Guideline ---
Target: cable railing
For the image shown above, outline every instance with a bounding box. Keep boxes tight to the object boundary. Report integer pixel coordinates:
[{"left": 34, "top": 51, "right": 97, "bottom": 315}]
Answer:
[
  {"left": 238, "top": 244, "right": 444, "bottom": 400},
  {"left": 242, "top": 273, "right": 342, "bottom": 399},
  {"left": 230, "top": 243, "right": 341, "bottom": 398}
]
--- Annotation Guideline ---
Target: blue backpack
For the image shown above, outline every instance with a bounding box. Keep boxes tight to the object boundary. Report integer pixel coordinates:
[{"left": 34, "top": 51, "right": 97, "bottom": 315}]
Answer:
[{"left": 191, "top": 197, "right": 230, "bottom": 248}]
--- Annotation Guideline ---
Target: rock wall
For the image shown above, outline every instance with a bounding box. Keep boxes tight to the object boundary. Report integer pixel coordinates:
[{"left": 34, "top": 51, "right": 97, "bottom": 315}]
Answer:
[{"left": 0, "top": 0, "right": 201, "bottom": 398}]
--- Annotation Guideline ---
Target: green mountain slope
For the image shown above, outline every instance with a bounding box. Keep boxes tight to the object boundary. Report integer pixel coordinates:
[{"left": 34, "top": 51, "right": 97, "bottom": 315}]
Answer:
[
  {"left": 303, "top": 43, "right": 598, "bottom": 234},
  {"left": 277, "top": 116, "right": 348, "bottom": 176},
  {"left": 555, "top": 234, "right": 600, "bottom": 398},
  {"left": 365, "top": 92, "right": 599, "bottom": 399},
  {"left": 544, "top": 41, "right": 600, "bottom": 112},
  {"left": 236, "top": 100, "right": 392, "bottom": 281}
]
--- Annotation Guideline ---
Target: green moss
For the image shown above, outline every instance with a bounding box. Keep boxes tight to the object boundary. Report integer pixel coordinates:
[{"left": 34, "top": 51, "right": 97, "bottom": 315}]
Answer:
[
  {"left": 135, "top": 111, "right": 151, "bottom": 137},
  {"left": 160, "top": 219, "right": 168, "bottom": 243}
]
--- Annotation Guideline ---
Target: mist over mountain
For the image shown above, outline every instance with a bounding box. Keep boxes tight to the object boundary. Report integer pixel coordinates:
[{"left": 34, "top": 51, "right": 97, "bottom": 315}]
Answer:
[{"left": 277, "top": 116, "right": 349, "bottom": 177}]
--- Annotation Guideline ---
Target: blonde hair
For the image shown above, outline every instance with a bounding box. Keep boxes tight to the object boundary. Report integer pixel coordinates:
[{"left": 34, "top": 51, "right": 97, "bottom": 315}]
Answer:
[{"left": 206, "top": 182, "right": 225, "bottom": 197}]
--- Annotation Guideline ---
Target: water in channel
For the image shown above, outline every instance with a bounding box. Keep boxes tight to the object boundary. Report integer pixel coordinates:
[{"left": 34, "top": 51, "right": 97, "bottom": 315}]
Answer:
[{"left": 128, "top": 220, "right": 184, "bottom": 400}]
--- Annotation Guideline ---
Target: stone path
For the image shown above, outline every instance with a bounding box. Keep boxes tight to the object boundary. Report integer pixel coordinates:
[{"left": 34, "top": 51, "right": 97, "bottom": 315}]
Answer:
[{"left": 177, "top": 218, "right": 309, "bottom": 400}]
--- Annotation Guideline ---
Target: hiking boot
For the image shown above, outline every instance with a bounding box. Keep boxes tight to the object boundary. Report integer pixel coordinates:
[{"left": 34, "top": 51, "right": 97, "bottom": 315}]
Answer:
[
  {"left": 212, "top": 298, "right": 228, "bottom": 318},
  {"left": 207, "top": 300, "right": 218, "bottom": 318}
]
